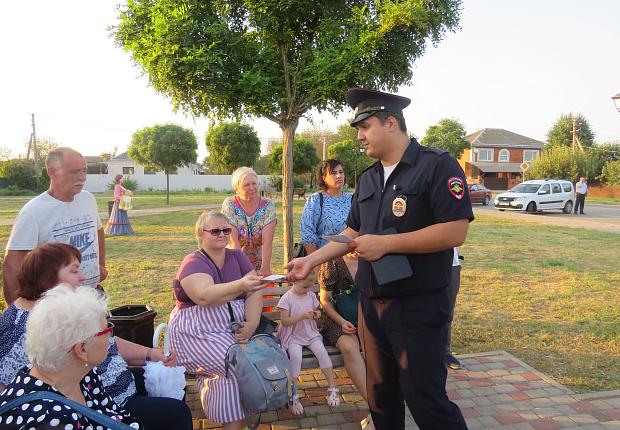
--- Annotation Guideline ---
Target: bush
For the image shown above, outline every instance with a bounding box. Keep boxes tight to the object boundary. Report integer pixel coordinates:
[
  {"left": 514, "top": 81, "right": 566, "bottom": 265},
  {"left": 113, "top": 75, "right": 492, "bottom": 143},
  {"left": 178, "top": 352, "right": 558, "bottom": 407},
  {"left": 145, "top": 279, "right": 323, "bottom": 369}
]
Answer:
[
  {"left": 0, "top": 159, "right": 38, "bottom": 190},
  {"left": 107, "top": 177, "right": 138, "bottom": 191},
  {"left": 0, "top": 185, "right": 37, "bottom": 196},
  {"left": 599, "top": 160, "right": 620, "bottom": 186},
  {"left": 269, "top": 176, "right": 305, "bottom": 191}
]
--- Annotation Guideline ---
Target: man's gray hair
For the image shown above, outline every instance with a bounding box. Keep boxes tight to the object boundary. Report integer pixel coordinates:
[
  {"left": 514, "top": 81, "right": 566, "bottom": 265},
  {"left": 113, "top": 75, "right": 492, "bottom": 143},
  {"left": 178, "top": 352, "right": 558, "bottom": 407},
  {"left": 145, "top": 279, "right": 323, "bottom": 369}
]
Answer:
[
  {"left": 45, "top": 147, "right": 83, "bottom": 169},
  {"left": 26, "top": 284, "right": 108, "bottom": 373}
]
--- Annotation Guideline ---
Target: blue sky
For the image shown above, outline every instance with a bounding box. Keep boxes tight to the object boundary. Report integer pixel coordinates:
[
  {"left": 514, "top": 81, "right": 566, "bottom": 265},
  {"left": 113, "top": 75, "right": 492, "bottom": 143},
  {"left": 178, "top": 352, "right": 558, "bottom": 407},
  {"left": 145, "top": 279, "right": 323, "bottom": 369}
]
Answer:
[{"left": 1, "top": 0, "right": 619, "bottom": 160}]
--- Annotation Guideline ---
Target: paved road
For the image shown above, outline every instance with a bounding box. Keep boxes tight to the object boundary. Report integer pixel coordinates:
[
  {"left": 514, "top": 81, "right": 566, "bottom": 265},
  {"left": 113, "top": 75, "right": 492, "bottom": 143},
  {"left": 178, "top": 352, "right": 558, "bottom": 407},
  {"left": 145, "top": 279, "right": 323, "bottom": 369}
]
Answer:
[{"left": 474, "top": 202, "right": 620, "bottom": 233}]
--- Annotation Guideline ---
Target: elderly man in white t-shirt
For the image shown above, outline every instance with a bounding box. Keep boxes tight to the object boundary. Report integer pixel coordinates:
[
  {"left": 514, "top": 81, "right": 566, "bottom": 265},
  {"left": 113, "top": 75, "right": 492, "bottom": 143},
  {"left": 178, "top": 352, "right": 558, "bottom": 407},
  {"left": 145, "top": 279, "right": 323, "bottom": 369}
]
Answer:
[
  {"left": 2, "top": 147, "right": 107, "bottom": 305},
  {"left": 574, "top": 177, "right": 588, "bottom": 215}
]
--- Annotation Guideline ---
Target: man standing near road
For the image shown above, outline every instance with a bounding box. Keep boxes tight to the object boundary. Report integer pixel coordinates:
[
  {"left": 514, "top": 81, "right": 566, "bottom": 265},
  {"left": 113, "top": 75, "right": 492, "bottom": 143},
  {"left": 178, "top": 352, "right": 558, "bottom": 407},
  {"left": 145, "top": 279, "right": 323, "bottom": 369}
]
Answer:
[
  {"left": 2, "top": 147, "right": 107, "bottom": 305},
  {"left": 575, "top": 177, "right": 588, "bottom": 215},
  {"left": 287, "top": 88, "right": 473, "bottom": 430}
]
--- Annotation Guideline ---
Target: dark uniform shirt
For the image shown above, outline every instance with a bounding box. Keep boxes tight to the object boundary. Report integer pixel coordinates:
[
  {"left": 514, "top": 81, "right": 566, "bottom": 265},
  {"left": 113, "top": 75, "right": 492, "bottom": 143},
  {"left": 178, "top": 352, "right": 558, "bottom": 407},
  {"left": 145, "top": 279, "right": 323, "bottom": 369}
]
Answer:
[{"left": 346, "top": 138, "right": 474, "bottom": 299}]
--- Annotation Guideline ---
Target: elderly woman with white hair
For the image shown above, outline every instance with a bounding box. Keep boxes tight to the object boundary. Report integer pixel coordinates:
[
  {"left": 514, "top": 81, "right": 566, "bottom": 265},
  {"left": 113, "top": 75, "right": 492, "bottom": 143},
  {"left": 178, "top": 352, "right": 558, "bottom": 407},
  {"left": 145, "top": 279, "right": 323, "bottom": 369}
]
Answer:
[
  {"left": 169, "top": 211, "right": 269, "bottom": 430},
  {"left": 222, "top": 166, "right": 276, "bottom": 275},
  {"left": 0, "top": 284, "right": 143, "bottom": 429}
]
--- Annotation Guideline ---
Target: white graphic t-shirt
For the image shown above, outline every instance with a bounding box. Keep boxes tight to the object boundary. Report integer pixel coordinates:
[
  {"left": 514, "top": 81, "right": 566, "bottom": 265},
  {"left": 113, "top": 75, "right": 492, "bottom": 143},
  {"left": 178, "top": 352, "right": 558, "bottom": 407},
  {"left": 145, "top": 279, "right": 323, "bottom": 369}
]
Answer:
[{"left": 7, "top": 191, "right": 102, "bottom": 286}]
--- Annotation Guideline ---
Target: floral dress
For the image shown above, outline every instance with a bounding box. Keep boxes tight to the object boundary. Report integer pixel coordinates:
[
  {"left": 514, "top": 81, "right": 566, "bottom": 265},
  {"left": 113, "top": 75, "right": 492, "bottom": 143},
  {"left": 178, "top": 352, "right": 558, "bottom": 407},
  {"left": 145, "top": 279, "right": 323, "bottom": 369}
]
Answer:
[{"left": 222, "top": 196, "right": 276, "bottom": 272}]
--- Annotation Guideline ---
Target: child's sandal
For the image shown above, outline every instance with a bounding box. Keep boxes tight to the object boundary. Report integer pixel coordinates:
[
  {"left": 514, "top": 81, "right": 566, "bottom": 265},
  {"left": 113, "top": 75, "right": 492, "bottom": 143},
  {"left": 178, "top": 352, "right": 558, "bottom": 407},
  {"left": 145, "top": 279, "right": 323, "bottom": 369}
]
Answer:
[
  {"left": 289, "top": 395, "right": 304, "bottom": 415},
  {"left": 326, "top": 387, "right": 341, "bottom": 406}
]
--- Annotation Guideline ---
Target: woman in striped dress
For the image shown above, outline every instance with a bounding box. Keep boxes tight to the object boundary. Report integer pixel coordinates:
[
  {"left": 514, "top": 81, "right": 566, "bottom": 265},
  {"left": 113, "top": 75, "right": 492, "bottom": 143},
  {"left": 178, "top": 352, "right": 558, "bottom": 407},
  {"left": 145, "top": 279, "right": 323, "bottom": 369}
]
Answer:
[{"left": 168, "top": 211, "right": 269, "bottom": 429}]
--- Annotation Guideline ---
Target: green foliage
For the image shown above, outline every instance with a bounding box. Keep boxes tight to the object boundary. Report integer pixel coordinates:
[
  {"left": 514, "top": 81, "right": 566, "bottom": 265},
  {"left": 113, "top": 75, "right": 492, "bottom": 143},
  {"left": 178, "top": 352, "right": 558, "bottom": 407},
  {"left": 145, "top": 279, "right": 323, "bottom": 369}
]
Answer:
[
  {"left": 546, "top": 113, "right": 595, "bottom": 149},
  {"left": 107, "top": 177, "right": 138, "bottom": 191},
  {"left": 328, "top": 140, "right": 374, "bottom": 187},
  {"left": 420, "top": 118, "right": 470, "bottom": 159},
  {"left": 253, "top": 154, "right": 271, "bottom": 175},
  {"left": 128, "top": 123, "right": 198, "bottom": 203},
  {"left": 269, "top": 138, "right": 320, "bottom": 175},
  {"left": 0, "top": 159, "right": 37, "bottom": 190},
  {"left": 528, "top": 146, "right": 605, "bottom": 182},
  {"left": 0, "top": 185, "right": 37, "bottom": 196},
  {"left": 113, "top": 1, "right": 462, "bottom": 121},
  {"left": 269, "top": 175, "right": 305, "bottom": 192},
  {"left": 205, "top": 122, "right": 261, "bottom": 174},
  {"left": 599, "top": 160, "right": 620, "bottom": 185}
]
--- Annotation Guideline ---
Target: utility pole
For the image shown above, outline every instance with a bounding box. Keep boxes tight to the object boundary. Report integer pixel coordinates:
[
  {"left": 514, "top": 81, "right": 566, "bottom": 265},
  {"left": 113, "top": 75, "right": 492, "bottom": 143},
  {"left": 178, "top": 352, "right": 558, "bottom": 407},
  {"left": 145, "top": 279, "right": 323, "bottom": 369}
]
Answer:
[
  {"left": 26, "top": 114, "right": 41, "bottom": 178},
  {"left": 571, "top": 118, "right": 584, "bottom": 153}
]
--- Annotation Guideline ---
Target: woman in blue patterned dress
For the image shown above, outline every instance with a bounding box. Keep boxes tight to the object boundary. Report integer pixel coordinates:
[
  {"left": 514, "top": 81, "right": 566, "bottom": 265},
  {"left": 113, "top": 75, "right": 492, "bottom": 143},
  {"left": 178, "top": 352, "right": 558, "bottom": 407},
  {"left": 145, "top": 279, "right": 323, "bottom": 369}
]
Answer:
[{"left": 300, "top": 159, "right": 352, "bottom": 254}]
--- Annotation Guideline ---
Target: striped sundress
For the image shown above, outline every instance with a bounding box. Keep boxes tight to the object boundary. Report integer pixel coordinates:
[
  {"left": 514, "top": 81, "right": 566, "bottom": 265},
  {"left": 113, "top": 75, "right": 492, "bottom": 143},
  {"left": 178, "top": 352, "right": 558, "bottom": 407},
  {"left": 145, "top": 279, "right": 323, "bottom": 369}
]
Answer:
[{"left": 169, "top": 249, "right": 253, "bottom": 424}]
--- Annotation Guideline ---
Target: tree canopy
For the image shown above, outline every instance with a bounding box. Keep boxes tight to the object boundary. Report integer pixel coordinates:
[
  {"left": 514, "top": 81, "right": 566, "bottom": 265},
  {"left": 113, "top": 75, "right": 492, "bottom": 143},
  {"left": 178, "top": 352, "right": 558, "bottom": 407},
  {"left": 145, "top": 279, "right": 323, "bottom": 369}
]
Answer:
[
  {"left": 205, "top": 122, "right": 261, "bottom": 174},
  {"left": 528, "top": 145, "right": 604, "bottom": 183},
  {"left": 599, "top": 160, "right": 620, "bottom": 185},
  {"left": 113, "top": 0, "right": 462, "bottom": 258},
  {"left": 328, "top": 140, "right": 374, "bottom": 187},
  {"left": 269, "top": 138, "right": 320, "bottom": 176},
  {"left": 420, "top": 118, "right": 469, "bottom": 159},
  {"left": 128, "top": 123, "right": 198, "bottom": 204},
  {"left": 546, "top": 113, "right": 595, "bottom": 150}
]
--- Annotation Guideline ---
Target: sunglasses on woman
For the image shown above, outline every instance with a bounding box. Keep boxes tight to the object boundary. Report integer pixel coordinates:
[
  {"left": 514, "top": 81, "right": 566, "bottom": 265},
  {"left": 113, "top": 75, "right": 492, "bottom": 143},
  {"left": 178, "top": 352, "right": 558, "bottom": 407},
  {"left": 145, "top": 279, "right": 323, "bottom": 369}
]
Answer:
[{"left": 203, "top": 228, "right": 232, "bottom": 236}]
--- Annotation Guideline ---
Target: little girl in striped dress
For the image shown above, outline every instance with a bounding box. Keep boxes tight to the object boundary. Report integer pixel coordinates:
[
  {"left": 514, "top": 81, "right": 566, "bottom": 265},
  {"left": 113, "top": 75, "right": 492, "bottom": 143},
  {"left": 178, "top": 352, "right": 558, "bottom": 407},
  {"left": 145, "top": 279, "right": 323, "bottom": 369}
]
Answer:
[{"left": 277, "top": 270, "right": 341, "bottom": 415}]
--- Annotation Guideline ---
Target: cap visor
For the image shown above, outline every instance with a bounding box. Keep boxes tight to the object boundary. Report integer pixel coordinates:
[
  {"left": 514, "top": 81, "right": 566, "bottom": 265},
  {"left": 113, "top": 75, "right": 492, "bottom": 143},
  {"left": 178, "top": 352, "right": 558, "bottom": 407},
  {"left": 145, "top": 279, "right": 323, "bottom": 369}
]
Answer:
[{"left": 350, "top": 111, "right": 376, "bottom": 127}]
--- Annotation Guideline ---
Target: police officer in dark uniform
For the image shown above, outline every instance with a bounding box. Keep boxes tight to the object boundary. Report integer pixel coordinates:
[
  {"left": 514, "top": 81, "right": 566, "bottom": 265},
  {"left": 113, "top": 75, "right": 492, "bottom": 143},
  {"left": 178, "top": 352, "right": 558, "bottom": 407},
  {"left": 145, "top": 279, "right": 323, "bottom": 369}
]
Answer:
[{"left": 287, "top": 88, "right": 473, "bottom": 430}]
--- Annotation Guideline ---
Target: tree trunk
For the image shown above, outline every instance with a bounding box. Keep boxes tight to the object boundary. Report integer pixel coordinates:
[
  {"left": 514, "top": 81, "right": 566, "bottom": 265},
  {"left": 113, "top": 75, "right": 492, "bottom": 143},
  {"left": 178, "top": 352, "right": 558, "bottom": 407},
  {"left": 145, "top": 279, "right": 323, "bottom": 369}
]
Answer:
[
  {"left": 280, "top": 119, "right": 298, "bottom": 263},
  {"left": 166, "top": 169, "right": 170, "bottom": 205}
]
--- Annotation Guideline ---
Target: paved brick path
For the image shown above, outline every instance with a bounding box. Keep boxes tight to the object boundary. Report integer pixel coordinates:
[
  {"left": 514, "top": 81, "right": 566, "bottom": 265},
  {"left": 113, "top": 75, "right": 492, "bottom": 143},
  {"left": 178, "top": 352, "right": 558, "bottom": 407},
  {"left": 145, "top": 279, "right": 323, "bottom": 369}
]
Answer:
[{"left": 191, "top": 350, "right": 620, "bottom": 429}]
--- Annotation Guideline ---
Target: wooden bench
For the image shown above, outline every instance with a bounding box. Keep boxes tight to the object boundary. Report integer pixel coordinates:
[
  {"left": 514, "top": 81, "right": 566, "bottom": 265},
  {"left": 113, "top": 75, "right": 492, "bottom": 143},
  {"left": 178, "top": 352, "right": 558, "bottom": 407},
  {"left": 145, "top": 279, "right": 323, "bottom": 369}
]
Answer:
[
  {"left": 262, "top": 283, "right": 343, "bottom": 368},
  {"left": 292, "top": 188, "right": 306, "bottom": 200}
]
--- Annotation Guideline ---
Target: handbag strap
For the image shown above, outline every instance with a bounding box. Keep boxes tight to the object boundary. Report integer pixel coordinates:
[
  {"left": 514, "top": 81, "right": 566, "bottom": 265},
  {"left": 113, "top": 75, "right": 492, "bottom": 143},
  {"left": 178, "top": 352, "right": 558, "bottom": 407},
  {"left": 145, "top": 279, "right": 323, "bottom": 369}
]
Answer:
[
  {"left": 0, "top": 390, "right": 134, "bottom": 430},
  {"left": 199, "top": 248, "right": 236, "bottom": 324},
  {"left": 318, "top": 192, "right": 324, "bottom": 223}
]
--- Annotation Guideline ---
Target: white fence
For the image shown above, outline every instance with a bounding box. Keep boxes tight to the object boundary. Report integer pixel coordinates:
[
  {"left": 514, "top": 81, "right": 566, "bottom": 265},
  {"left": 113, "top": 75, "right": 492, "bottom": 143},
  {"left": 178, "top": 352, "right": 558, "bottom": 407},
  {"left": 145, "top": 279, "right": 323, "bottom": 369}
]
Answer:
[{"left": 85, "top": 174, "right": 273, "bottom": 193}]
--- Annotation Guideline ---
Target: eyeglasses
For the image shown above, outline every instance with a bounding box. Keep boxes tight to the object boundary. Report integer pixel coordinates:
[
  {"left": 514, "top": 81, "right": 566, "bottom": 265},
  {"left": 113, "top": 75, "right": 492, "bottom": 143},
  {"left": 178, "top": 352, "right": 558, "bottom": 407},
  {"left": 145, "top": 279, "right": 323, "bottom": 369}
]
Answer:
[
  {"left": 95, "top": 321, "right": 114, "bottom": 337},
  {"left": 203, "top": 228, "right": 232, "bottom": 236}
]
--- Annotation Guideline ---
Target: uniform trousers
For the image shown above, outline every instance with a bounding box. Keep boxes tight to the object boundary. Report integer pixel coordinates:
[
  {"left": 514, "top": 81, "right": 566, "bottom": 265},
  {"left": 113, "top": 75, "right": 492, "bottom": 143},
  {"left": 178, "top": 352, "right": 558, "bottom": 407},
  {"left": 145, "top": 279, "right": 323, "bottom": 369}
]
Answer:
[{"left": 359, "top": 291, "right": 467, "bottom": 430}]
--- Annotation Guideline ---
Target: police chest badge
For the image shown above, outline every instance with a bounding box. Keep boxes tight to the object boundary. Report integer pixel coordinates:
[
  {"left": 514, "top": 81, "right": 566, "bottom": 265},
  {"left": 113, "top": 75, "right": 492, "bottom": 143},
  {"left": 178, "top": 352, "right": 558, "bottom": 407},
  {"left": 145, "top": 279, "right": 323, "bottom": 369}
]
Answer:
[
  {"left": 448, "top": 177, "right": 465, "bottom": 200},
  {"left": 392, "top": 195, "right": 407, "bottom": 217}
]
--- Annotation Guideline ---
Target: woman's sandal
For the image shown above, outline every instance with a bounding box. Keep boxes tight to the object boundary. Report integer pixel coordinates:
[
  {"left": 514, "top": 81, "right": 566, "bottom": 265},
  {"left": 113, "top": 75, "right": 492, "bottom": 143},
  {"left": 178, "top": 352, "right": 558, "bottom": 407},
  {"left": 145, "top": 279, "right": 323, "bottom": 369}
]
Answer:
[
  {"left": 326, "top": 387, "right": 341, "bottom": 406},
  {"left": 289, "top": 395, "right": 304, "bottom": 415}
]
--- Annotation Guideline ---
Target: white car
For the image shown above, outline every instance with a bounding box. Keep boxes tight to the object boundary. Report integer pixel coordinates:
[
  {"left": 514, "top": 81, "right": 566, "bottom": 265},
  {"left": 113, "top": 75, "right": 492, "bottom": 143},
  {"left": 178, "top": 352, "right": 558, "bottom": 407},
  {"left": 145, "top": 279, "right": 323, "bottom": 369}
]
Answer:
[{"left": 494, "top": 179, "right": 575, "bottom": 214}]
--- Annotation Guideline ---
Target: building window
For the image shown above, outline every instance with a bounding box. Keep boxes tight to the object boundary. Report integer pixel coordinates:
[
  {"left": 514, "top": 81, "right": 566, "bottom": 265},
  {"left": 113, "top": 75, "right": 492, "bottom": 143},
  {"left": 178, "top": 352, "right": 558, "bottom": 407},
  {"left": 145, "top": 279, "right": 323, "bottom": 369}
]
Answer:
[
  {"left": 498, "top": 149, "right": 510, "bottom": 163},
  {"left": 122, "top": 167, "right": 134, "bottom": 175},
  {"left": 143, "top": 167, "right": 156, "bottom": 175},
  {"left": 477, "top": 149, "right": 492, "bottom": 162},
  {"left": 523, "top": 150, "right": 539, "bottom": 162}
]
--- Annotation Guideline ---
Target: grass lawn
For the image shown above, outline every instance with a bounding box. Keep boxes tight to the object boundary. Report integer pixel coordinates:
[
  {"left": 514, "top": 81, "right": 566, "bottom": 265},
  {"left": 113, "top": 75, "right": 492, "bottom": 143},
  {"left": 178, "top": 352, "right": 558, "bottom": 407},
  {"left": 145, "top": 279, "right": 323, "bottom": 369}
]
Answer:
[
  {"left": 0, "top": 201, "right": 618, "bottom": 393},
  {"left": 588, "top": 196, "right": 620, "bottom": 205},
  {"left": 0, "top": 192, "right": 231, "bottom": 220}
]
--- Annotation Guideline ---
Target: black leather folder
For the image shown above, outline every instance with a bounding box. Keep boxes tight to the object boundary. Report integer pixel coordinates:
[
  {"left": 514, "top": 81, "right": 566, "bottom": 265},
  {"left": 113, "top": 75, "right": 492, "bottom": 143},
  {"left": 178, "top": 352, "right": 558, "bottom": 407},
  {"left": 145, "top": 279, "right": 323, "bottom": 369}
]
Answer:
[{"left": 370, "top": 227, "right": 413, "bottom": 285}]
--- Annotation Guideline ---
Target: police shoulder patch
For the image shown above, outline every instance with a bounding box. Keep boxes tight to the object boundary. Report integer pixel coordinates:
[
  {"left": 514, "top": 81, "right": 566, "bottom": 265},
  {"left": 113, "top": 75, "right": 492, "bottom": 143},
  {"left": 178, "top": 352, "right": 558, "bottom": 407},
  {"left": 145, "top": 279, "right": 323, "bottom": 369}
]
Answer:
[{"left": 448, "top": 177, "right": 465, "bottom": 200}]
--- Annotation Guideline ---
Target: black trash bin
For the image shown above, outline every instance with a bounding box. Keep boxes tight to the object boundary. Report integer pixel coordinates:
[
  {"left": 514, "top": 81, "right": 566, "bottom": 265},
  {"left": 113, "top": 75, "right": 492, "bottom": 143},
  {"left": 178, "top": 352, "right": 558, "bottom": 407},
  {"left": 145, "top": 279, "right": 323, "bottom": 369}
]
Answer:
[
  {"left": 107, "top": 200, "right": 115, "bottom": 217},
  {"left": 109, "top": 305, "right": 157, "bottom": 348}
]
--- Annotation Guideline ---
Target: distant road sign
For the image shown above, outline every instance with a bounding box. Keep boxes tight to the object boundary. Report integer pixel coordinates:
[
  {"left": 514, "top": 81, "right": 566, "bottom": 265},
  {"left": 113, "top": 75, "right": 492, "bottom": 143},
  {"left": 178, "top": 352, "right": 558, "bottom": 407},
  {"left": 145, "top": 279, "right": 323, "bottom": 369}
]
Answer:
[{"left": 520, "top": 162, "right": 530, "bottom": 172}]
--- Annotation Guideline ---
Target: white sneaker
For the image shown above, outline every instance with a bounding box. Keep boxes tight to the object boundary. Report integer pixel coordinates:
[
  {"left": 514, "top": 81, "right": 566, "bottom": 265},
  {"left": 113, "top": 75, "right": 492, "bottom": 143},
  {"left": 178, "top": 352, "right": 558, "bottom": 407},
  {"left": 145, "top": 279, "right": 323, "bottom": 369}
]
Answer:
[
  {"left": 326, "top": 387, "right": 341, "bottom": 406},
  {"left": 289, "top": 395, "right": 304, "bottom": 415}
]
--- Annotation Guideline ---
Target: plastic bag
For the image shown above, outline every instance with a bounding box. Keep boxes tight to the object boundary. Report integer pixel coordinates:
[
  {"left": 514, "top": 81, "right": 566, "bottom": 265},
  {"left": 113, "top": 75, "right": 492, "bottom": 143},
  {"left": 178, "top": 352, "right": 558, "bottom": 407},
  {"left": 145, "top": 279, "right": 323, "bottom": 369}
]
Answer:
[
  {"left": 119, "top": 195, "right": 133, "bottom": 211},
  {"left": 143, "top": 323, "right": 186, "bottom": 400}
]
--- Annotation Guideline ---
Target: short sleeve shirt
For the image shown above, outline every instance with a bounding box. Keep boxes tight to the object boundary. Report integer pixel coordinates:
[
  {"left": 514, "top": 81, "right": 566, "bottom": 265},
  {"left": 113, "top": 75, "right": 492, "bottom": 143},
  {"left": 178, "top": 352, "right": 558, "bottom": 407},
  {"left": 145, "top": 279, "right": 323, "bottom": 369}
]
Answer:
[
  {"left": 173, "top": 249, "right": 255, "bottom": 308},
  {"left": 6, "top": 191, "right": 102, "bottom": 287},
  {"left": 347, "top": 138, "right": 474, "bottom": 298},
  {"left": 221, "top": 197, "right": 277, "bottom": 272},
  {"left": 300, "top": 192, "right": 352, "bottom": 249}
]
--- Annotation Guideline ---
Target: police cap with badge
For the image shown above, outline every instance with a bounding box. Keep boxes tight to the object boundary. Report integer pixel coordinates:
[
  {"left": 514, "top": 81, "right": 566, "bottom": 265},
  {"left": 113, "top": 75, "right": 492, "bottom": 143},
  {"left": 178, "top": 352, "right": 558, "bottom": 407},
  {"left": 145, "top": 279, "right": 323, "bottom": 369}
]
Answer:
[{"left": 345, "top": 88, "right": 411, "bottom": 127}]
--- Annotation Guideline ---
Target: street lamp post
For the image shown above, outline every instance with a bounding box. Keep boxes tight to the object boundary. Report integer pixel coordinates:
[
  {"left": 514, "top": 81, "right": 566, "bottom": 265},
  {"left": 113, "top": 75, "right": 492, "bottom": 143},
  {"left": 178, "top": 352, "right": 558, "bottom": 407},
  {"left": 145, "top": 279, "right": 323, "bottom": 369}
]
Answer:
[{"left": 612, "top": 93, "right": 620, "bottom": 113}]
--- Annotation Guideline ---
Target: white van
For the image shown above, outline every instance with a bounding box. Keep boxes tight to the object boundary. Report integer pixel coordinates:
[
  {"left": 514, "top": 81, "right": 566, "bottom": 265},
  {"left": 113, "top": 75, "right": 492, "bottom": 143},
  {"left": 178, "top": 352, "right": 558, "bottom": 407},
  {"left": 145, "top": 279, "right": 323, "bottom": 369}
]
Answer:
[{"left": 494, "top": 179, "right": 575, "bottom": 213}]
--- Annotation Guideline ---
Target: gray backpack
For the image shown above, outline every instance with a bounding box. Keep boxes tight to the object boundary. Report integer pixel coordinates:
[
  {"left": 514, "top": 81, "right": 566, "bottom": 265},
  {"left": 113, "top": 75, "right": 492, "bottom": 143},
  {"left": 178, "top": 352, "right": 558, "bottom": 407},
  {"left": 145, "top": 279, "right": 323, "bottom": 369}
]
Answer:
[{"left": 225, "top": 334, "right": 295, "bottom": 421}]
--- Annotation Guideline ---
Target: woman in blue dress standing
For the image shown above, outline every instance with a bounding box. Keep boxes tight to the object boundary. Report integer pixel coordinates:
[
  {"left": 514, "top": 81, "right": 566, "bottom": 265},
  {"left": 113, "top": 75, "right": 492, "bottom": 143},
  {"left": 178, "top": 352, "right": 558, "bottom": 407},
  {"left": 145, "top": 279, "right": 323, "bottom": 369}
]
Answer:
[{"left": 300, "top": 159, "right": 352, "bottom": 254}]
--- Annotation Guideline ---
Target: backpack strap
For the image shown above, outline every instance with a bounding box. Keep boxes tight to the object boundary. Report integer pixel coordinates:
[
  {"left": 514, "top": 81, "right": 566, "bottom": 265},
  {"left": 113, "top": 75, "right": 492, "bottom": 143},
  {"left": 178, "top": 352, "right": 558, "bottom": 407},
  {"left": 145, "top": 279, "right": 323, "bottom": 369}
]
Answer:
[{"left": 0, "top": 391, "right": 134, "bottom": 430}]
